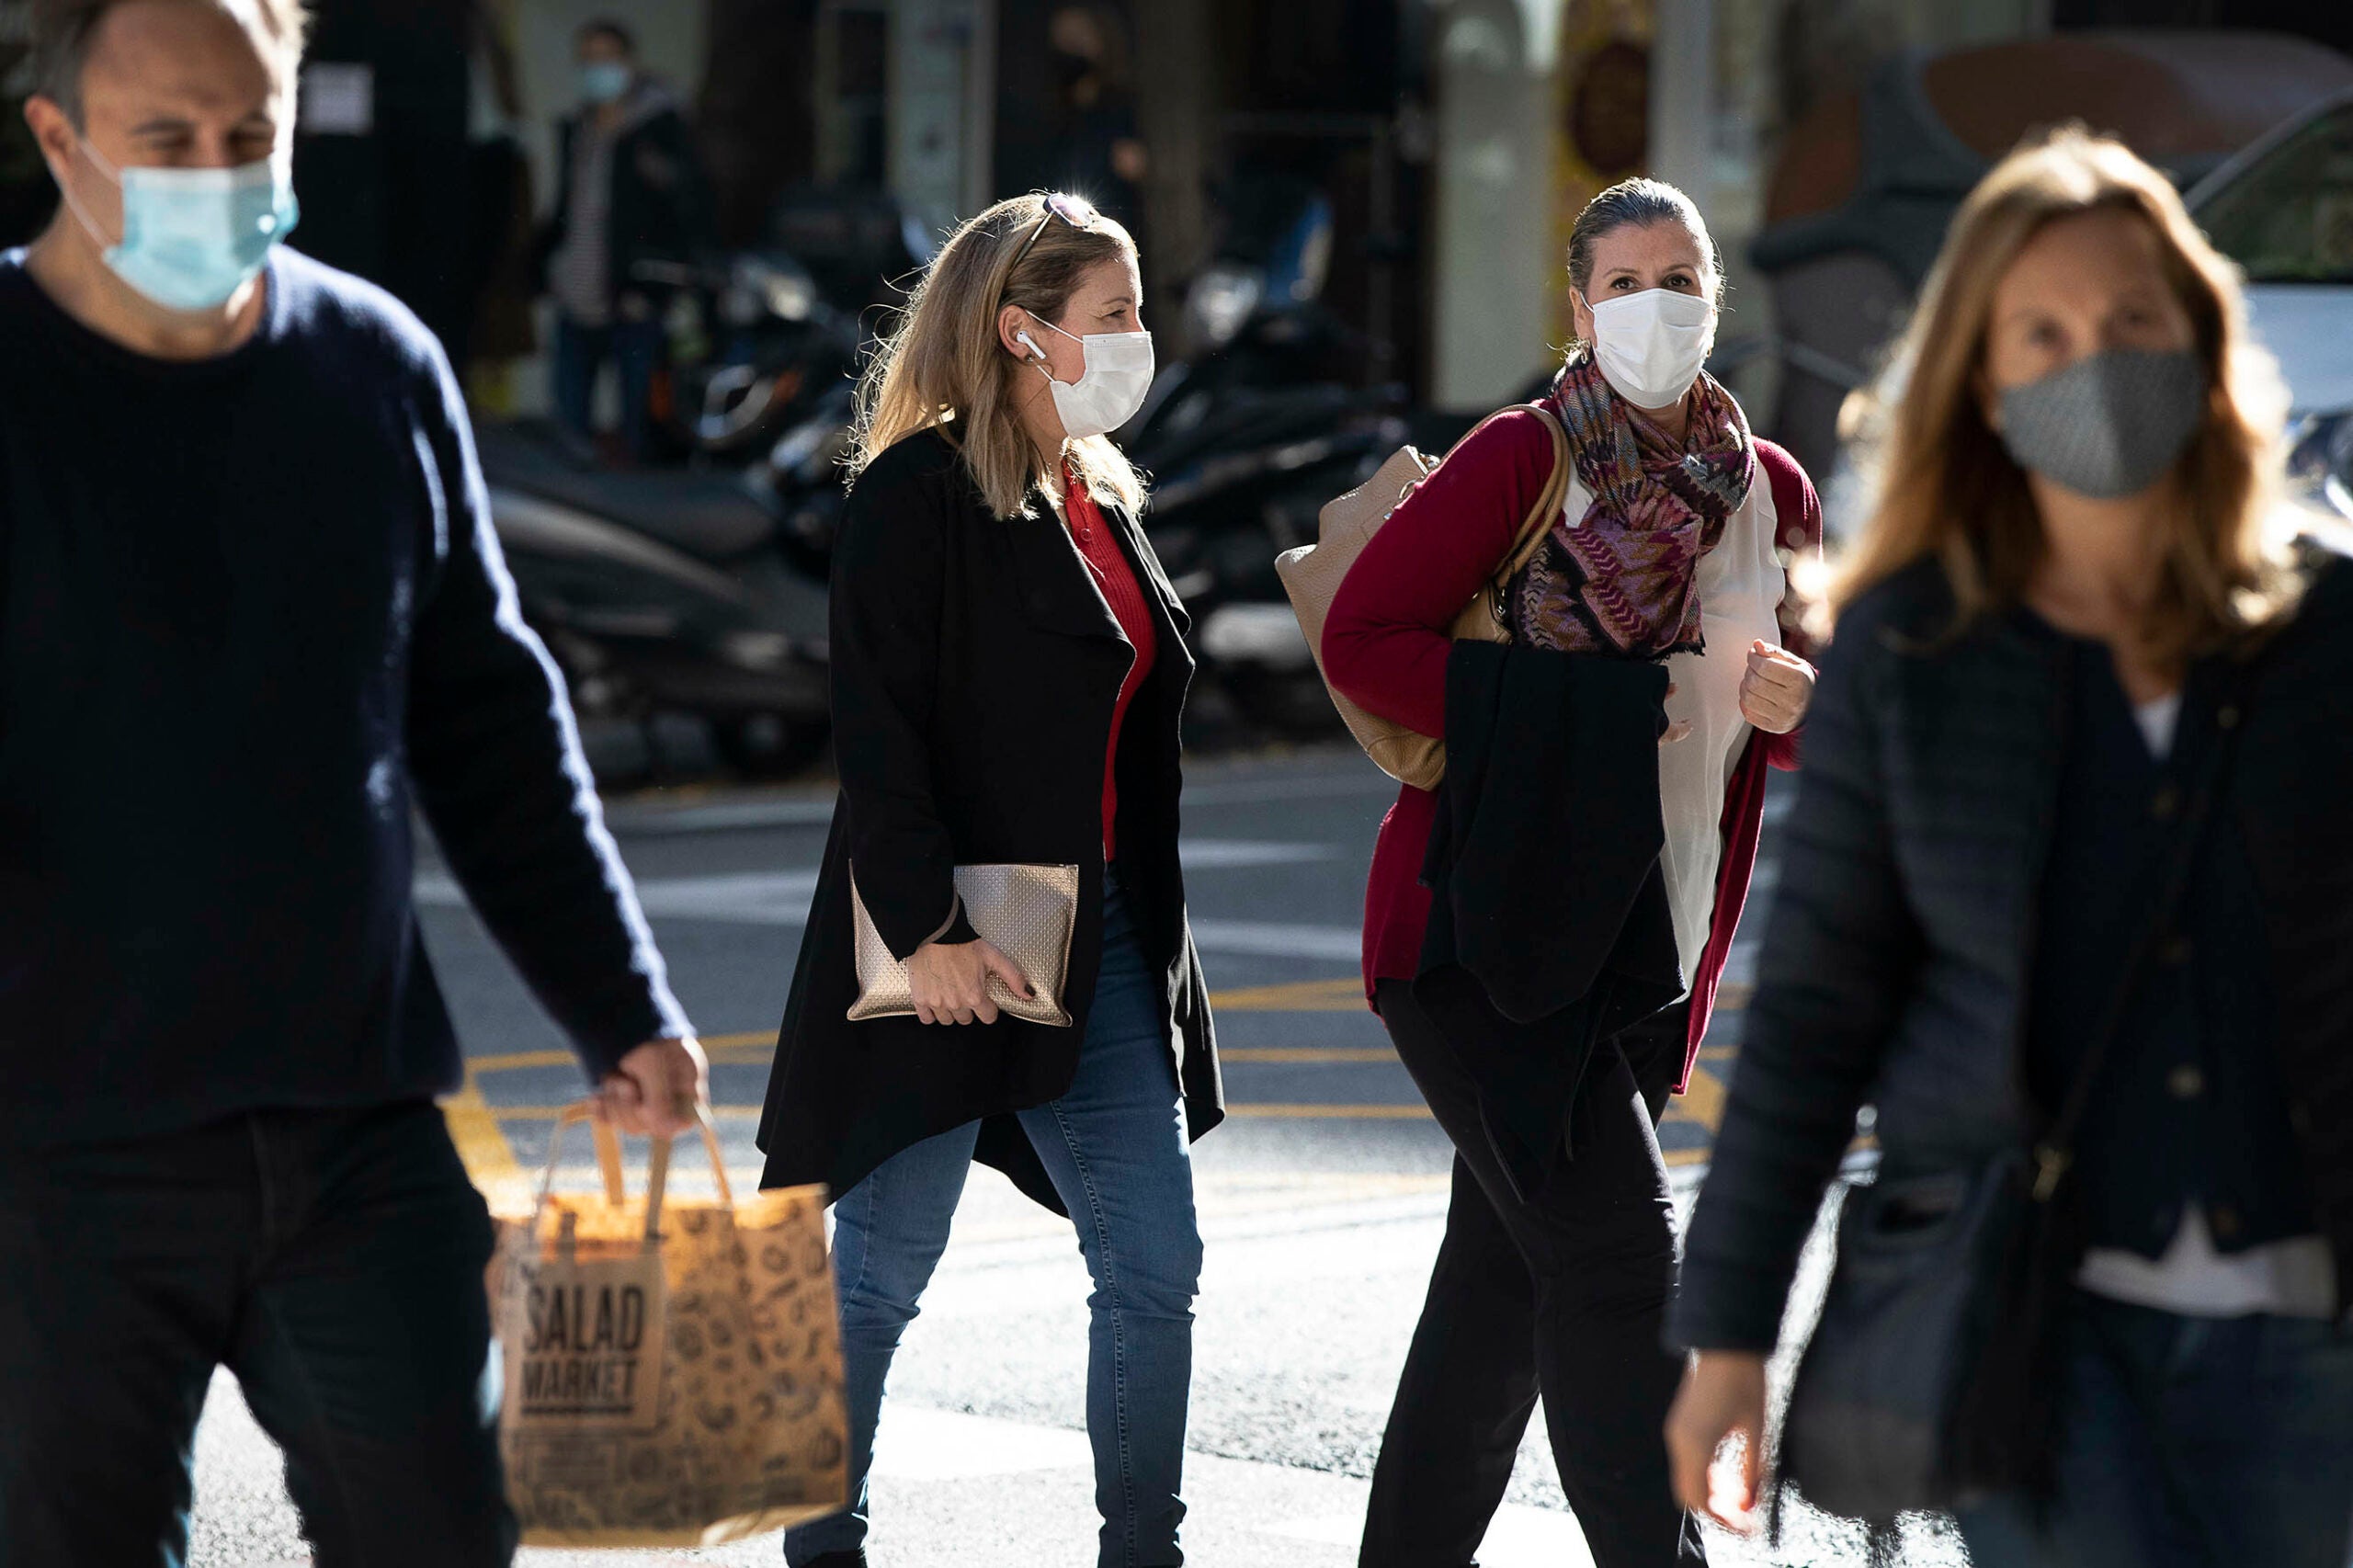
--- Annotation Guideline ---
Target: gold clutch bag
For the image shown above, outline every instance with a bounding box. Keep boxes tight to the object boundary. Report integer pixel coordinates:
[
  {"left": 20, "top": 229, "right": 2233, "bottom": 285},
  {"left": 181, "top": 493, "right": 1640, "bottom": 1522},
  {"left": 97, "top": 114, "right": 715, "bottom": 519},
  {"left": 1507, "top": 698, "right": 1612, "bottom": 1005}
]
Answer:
[{"left": 847, "top": 862, "right": 1081, "bottom": 1027}]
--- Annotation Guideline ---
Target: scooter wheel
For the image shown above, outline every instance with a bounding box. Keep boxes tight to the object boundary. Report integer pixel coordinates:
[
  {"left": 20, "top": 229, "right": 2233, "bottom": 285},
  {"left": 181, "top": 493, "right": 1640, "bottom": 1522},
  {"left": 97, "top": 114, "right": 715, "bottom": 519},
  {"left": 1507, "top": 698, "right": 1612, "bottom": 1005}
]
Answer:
[{"left": 712, "top": 713, "right": 830, "bottom": 780}]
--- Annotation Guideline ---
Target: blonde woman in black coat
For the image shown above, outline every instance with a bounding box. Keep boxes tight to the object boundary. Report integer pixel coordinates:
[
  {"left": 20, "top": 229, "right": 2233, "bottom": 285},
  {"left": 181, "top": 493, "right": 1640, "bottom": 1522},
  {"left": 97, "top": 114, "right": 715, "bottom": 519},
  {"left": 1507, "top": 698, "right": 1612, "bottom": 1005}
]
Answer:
[{"left": 758, "top": 192, "right": 1221, "bottom": 1568}]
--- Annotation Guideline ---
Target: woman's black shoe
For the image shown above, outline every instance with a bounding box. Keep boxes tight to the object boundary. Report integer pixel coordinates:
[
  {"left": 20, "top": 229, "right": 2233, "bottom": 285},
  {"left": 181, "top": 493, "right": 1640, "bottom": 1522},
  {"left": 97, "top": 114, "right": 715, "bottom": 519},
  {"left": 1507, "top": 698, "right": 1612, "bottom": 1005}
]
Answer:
[{"left": 798, "top": 1554, "right": 867, "bottom": 1568}]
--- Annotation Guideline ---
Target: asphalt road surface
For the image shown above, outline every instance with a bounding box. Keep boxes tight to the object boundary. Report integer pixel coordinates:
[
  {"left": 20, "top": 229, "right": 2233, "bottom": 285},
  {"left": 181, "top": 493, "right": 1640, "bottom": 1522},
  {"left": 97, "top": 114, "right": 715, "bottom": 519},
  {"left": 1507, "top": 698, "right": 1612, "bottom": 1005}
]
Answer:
[{"left": 186, "top": 747, "right": 1965, "bottom": 1567}]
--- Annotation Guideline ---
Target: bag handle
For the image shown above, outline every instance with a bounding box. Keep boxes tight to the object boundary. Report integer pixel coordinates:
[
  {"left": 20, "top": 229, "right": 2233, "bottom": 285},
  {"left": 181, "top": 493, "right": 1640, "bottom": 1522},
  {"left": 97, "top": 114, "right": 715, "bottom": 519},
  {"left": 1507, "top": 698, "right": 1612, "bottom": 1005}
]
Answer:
[
  {"left": 639, "top": 1105, "right": 737, "bottom": 1234},
  {"left": 1446, "top": 400, "right": 1572, "bottom": 641},
  {"left": 532, "top": 1102, "right": 736, "bottom": 1247},
  {"left": 2029, "top": 668, "right": 2250, "bottom": 1202},
  {"left": 1505, "top": 402, "right": 1574, "bottom": 586}
]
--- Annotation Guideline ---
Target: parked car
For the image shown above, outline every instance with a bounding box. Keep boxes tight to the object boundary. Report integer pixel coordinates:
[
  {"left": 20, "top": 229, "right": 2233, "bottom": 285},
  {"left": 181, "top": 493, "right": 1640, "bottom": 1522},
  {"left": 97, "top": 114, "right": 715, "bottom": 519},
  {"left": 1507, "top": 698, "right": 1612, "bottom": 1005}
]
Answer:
[
  {"left": 2189, "top": 86, "right": 2353, "bottom": 521},
  {"left": 1751, "top": 30, "right": 2353, "bottom": 498}
]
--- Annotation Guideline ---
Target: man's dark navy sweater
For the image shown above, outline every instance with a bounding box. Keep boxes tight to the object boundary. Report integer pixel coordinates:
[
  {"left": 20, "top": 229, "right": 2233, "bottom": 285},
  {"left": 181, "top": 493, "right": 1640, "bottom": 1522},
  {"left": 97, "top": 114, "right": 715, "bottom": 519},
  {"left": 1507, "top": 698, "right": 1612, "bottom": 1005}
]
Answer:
[{"left": 0, "top": 247, "right": 689, "bottom": 1146}]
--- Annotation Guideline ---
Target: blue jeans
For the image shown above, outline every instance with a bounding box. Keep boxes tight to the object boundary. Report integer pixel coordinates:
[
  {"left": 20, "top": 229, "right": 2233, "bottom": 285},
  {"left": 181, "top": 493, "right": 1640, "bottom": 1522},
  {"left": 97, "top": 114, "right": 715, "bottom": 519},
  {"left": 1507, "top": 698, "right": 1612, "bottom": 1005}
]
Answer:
[
  {"left": 0, "top": 1102, "right": 512, "bottom": 1567},
  {"left": 1957, "top": 1292, "right": 2353, "bottom": 1568},
  {"left": 551, "top": 312, "right": 664, "bottom": 461},
  {"left": 785, "top": 878, "right": 1201, "bottom": 1568}
]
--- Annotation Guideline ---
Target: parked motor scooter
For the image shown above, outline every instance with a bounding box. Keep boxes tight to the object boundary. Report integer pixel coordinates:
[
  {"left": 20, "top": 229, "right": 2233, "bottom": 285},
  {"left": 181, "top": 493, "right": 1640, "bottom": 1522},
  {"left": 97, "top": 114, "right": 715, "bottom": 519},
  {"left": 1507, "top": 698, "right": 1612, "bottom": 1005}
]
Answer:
[
  {"left": 743, "top": 380, "right": 860, "bottom": 577},
  {"left": 1119, "top": 176, "right": 1412, "bottom": 732},
  {"left": 476, "top": 420, "right": 833, "bottom": 778},
  {"left": 472, "top": 189, "right": 942, "bottom": 777},
  {"left": 638, "top": 248, "right": 865, "bottom": 463},
  {"left": 653, "top": 186, "right": 937, "bottom": 575}
]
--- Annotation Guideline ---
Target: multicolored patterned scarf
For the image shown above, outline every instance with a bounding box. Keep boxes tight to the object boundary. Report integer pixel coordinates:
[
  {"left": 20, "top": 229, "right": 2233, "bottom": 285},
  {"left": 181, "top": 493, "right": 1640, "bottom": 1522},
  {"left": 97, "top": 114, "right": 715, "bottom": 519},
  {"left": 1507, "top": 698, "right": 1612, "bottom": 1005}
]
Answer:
[{"left": 1509, "top": 354, "right": 1756, "bottom": 657}]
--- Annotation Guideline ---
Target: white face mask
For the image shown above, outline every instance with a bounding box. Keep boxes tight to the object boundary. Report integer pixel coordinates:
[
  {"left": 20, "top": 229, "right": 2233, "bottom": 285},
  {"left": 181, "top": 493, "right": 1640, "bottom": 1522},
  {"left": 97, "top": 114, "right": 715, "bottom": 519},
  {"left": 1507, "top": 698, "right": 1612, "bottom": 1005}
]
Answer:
[
  {"left": 1583, "top": 287, "right": 1714, "bottom": 410},
  {"left": 1023, "top": 312, "right": 1154, "bottom": 439}
]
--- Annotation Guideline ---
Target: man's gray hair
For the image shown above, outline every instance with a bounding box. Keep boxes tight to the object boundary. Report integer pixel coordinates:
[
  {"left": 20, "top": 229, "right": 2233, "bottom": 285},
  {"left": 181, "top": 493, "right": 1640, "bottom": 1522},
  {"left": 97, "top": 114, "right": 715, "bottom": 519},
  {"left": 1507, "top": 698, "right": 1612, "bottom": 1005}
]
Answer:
[{"left": 30, "top": 0, "right": 310, "bottom": 123}]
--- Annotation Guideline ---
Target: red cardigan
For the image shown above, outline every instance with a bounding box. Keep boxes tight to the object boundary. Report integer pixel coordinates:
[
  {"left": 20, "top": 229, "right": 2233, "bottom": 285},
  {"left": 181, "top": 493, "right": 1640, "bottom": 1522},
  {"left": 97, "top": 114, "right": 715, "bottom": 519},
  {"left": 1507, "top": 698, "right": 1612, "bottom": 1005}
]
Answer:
[{"left": 1321, "top": 407, "right": 1822, "bottom": 1092}]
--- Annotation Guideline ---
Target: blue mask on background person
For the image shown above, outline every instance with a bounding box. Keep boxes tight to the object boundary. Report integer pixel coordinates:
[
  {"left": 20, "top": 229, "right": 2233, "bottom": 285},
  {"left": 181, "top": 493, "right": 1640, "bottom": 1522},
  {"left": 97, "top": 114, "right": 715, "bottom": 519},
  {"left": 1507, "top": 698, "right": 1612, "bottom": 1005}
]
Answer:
[
  {"left": 580, "top": 62, "right": 632, "bottom": 105},
  {"left": 62, "top": 141, "right": 299, "bottom": 312}
]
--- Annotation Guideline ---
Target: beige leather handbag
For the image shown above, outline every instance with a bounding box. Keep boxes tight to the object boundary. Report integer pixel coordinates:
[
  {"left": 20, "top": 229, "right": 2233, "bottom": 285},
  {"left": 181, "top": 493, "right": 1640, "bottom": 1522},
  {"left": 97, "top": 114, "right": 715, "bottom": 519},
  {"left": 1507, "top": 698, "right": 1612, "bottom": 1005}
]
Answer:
[
  {"left": 847, "top": 862, "right": 1080, "bottom": 1026},
  {"left": 1275, "top": 403, "right": 1571, "bottom": 791}
]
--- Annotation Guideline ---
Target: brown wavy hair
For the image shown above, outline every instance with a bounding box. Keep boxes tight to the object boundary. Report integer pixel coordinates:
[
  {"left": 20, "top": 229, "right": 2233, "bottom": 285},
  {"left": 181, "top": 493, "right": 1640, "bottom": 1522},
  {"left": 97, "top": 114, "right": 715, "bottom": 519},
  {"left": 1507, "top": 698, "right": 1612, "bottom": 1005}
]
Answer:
[
  {"left": 848, "top": 192, "right": 1145, "bottom": 521},
  {"left": 1834, "top": 128, "right": 2298, "bottom": 665}
]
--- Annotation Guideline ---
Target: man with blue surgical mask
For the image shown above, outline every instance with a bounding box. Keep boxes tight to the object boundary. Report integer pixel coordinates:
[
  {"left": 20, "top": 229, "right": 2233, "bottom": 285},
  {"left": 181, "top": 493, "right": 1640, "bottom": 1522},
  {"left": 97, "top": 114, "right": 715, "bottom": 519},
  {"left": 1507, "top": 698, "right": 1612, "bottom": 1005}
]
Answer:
[
  {"left": 0, "top": 2, "right": 708, "bottom": 1562},
  {"left": 537, "top": 16, "right": 709, "bottom": 465}
]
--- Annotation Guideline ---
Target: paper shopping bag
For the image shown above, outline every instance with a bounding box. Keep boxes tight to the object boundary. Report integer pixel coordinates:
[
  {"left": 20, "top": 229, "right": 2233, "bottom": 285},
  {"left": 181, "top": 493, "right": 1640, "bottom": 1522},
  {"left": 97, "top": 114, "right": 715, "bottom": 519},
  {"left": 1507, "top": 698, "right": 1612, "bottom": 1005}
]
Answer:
[{"left": 489, "top": 1105, "right": 848, "bottom": 1547}]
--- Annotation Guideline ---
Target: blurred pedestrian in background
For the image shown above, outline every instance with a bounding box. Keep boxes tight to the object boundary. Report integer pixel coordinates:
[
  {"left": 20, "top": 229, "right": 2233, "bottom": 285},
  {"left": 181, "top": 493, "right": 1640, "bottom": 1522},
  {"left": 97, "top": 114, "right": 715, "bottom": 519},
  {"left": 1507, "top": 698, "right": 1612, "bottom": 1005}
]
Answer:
[
  {"left": 1666, "top": 130, "right": 2353, "bottom": 1568},
  {"left": 1043, "top": 6, "right": 1147, "bottom": 241},
  {"left": 537, "top": 16, "right": 709, "bottom": 465},
  {"left": 757, "top": 191, "right": 1222, "bottom": 1568},
  {"left": 0, "top": 1, "right": 706, "bottom": 1562},
  {"left": 460, "top": 0, "right": 537, "bottom": 410},
  {"left": 1323, "top": 177, "right": 1823, "bottom": 1568}
]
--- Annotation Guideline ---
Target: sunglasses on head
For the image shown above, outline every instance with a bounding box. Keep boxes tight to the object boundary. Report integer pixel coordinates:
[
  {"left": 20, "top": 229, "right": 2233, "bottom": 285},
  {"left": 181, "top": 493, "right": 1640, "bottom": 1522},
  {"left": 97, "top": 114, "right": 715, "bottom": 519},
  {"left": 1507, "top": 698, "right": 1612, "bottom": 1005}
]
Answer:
[{"left": 1006, "top": 193, "right": 1098, "bottom": 278}]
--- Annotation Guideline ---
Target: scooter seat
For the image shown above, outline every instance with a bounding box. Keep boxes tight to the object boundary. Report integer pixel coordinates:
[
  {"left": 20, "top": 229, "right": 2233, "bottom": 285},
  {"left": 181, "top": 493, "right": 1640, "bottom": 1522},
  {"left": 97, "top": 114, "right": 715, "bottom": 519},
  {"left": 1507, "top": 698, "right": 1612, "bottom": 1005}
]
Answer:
[{"left": 473, "top": 421, "right": 779, "bottom": 563}]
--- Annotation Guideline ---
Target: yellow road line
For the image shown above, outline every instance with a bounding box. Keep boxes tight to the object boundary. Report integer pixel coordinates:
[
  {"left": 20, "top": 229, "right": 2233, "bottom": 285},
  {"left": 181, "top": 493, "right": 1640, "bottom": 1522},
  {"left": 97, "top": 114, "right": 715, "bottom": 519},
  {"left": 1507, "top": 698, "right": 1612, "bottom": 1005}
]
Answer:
[
  {"left": 466, "top": 1048, "right": 578, "bottom": 1074},
  {"left": 477, "top": 1103, "right": 766, "bottom": 1120},
  {"left": 1207, "top": 977, "right": 1366, "bottom": 1011},
  {"left": 463, "top": 1099, "right": 1438, "bottom": 1122},
  {"left": 1221, "top": 1047, "right": 1393, "bottom": 1063},
  {"left": 695, "top": 994, "right": 1368, "bottom": 1050},
  {"left": 1222, "top": 1103, "right": 1432, "bottom": 1119},
  {"left": 440, "top": 1076, "right": 527, "bottom": 1191},
  {"left": 1665, "top": 1062, "right": 1727, "bottom": 1135},
  {"left": 462, "top": 1037, "right": 770, "bottom": 1075},
  {"left": 469, "top": 1031, "right": 1399, "bottom": 1078},
  {"left": 469, "top": 978, "right": 1726, "bottom": 1078}
]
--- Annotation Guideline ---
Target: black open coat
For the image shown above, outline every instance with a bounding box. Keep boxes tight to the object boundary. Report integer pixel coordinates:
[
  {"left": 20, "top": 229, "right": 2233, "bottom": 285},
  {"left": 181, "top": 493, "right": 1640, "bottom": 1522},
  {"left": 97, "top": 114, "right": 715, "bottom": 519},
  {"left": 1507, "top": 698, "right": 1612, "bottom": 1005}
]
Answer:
[
  {"left": 1672, "top": 542, "right": 2353, "bottom": 1351},
  {"left": 756, "top": 427, "right": 1222, "bottom": 1210}
]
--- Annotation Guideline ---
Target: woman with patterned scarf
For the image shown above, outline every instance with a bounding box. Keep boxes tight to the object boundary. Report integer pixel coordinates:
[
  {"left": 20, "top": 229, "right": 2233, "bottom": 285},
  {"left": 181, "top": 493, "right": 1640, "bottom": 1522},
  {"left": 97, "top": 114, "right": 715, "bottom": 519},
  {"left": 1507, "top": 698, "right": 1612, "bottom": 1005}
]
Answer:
[{"left": 1323, "top": 178, "right": 1823, "bottom": 1568}]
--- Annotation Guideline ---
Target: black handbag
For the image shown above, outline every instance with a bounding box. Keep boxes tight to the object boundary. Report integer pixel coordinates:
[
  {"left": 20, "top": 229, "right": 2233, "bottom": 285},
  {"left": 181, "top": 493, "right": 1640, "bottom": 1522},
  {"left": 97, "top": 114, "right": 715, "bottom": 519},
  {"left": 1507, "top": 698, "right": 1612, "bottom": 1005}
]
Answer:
[{"left": 1779, "top": 674, "right": 2249, "bottom": 1524}]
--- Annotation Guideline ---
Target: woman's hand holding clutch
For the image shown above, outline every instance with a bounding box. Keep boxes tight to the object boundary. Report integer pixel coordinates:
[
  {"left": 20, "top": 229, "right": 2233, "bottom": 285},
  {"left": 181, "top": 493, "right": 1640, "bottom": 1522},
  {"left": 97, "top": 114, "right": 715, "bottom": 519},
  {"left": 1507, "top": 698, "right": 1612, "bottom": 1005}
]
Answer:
[{"left": 906, "top": 937, "right": 1036, "bottom": 1025}]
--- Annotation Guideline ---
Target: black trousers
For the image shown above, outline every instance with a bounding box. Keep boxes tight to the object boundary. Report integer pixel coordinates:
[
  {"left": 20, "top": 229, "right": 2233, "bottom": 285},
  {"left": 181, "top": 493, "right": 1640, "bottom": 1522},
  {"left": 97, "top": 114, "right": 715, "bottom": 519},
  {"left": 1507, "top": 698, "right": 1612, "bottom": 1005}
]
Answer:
[
  {"left": 1361, "top": 975, "right": 1706, "bottom": 1568},
  {"left": 0, "top": 1101, "right": 516, "bottom": 1568}
]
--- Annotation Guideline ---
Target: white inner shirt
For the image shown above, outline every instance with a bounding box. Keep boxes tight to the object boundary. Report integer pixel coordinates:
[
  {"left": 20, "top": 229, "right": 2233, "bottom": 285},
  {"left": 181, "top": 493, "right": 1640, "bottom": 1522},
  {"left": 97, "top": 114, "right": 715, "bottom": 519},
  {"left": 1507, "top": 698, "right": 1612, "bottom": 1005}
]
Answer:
[
  {"left": 1560, "top": 472, "right": 1786, "bottom": 996},
  {"left": 2071, "top": 692, "right": 2338, "bottom": 1319}
]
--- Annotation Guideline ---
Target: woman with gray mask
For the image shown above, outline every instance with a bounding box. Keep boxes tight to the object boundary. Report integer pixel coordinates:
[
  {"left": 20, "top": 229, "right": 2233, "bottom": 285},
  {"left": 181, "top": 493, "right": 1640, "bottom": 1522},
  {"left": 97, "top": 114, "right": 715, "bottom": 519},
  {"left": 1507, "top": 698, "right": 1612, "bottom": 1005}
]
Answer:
[{"left": 1665, "top": 130, "right": 2353, "bottom": 1568}]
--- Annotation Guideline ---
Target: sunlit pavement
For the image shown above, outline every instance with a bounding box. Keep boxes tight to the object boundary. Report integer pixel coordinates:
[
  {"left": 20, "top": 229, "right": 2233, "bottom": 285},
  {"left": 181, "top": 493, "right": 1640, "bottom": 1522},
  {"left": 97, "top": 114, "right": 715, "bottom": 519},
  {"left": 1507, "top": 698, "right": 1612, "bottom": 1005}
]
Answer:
[{"left": 188, "top": 749, "right": 1964, "bottom": 1567}]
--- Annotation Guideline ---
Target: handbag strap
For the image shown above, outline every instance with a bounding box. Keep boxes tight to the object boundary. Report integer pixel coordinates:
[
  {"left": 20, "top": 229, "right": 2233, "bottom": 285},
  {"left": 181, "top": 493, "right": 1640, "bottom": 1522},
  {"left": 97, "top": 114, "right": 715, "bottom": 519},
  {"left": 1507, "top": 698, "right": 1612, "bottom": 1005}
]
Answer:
[
  {"left": 2029, "top": 663, "right": 2252, "bottom": 1202},
  {"left": 1449, "top": 400, "right": 1571, "bottom": 642},
  {"left": 1503, "top": 402, "right": 1573, "bottom": 585}
]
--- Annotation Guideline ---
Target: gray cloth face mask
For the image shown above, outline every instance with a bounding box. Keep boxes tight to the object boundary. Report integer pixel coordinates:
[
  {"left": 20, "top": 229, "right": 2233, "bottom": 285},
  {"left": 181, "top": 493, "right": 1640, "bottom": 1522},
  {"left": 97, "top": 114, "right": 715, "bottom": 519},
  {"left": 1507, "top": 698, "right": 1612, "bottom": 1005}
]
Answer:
[{"left": 1995, "top": 347, "right": 2206, "bottom": 500}]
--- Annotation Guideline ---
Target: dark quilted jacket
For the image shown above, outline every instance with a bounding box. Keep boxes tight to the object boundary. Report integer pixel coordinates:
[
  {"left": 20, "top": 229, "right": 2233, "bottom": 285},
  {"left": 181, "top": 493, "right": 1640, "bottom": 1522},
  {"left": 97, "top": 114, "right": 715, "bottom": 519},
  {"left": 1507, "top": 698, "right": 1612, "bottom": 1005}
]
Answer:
[{"left": 1672, "top": 542, "right": 2353, "bottom": 1351}]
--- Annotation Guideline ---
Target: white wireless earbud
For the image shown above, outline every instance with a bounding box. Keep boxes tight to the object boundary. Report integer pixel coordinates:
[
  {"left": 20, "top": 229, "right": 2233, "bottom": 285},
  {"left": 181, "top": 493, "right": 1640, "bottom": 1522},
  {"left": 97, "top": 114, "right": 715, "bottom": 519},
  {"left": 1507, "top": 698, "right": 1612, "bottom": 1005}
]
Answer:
[{"left": 1016, "top": 328, "right": 1045, "bottom": 360}]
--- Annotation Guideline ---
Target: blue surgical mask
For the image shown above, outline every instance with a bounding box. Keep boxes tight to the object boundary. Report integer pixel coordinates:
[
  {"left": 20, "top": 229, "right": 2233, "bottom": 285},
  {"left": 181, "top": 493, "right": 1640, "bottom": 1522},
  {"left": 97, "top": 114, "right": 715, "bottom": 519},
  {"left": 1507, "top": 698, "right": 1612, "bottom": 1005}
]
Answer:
[
  {"left": 63, "top": 141, "right": 299, "bottom": 312},
  {"left": 580, "top": 62, "right": 632, "bottom": 105}
]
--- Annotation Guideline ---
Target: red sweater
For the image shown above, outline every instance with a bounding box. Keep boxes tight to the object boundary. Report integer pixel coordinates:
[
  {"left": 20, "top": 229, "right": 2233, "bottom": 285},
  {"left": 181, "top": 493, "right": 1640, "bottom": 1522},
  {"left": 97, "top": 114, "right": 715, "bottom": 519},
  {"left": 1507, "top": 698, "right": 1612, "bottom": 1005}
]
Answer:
[
  {"left": 1321, "top": 408, "right": 1821, "bottom": 1091},
  {"left": 1065, "top": 472, "right": 1157, "bottom": 860}
]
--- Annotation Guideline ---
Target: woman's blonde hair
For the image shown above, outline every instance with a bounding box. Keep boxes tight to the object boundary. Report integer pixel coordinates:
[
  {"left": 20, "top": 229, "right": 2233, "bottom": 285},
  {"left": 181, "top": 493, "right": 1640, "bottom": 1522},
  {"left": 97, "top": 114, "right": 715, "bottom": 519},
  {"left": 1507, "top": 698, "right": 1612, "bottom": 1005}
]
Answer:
[
  {"left": 848, "top": 192, "right": 1146, "bottom": 521},
  {"left": 1835, "top": 127, "right": 2296, "bottom": 664}
]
